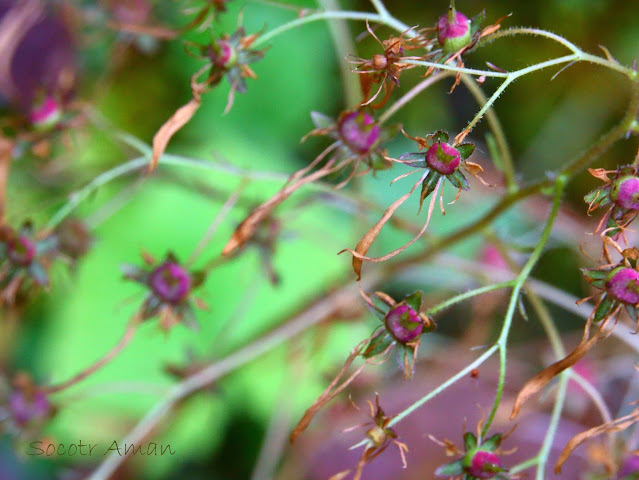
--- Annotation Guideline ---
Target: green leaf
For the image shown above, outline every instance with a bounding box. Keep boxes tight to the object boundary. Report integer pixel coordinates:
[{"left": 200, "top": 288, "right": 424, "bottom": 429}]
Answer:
[
  {"left": 432, "top": 130, "right": 449, "bottom": 143},
  {"left": 457, "top": 143, "right": 475, "bottom": 160},
  {"left": 470, "top": 10, "right": 487, "bottom": 36},
  {"left": 594, "top": 294, "right": 615, "bottom": 322},
  {"left": 399, "top": 152, "right": 427, "bottom": 165},
  {"left": 581, "top": 268, "right": 610, "bottom": 282},
  {"left": 403, "top": 291, "right": 423, "bottom": 312},
  {"left": 310, "top": 111, "right": 335, "bottom": 130},
  {"left": 420, "top": 171, "right": 441, "bottom": 206},
  {"left": 447, "top": 170, "right": 470, "bottom": 190},
  {"left": 363, "top": 330, "right": 394, "bottom": 359},
  {"left": 435, "top": 460, "right": 464, "bottom": 477},
  {"left": 481, "top": 433, "right": 502, "bottom": 451},
  {"left": 463, "top": 432, "right": 477, "bottom": 451}
]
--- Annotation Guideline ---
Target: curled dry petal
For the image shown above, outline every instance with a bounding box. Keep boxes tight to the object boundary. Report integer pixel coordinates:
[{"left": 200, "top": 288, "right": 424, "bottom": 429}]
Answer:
[
  {"left": 149, "top": 98, "right": 200, "bottom": 172},
  {"left": 341, "top": 176, "right": 438, "bottom": 279},
  {"left": 510, "top": 314, "right": 613, "bottom": 419},
  {"left": 555, "top": 407, "right": 639, "bottom": 473},
  {"left": 290, "top": 339, "right": 368, "bottom": 443},
  {"left": 223, "top": 160, "right": 341, "bottom": 255}
]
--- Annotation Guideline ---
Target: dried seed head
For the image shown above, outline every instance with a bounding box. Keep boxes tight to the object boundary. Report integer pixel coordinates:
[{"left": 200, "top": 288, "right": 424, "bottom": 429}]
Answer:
[
  {"left": 372, "top": 54, "right": 388, "bottom": 70},
  {"left": 384, "top": 304, "right": 422, "bottom": 343},
  {"left": 466, "top": 450, "right": 502, "bottom": 479},
  {"left": 9, "top": 390, "right": 51, "bottom": 426},
  {"left": 366, "top": 425, "right": 387, "bottom": 447},
  {"left": 338, "top": 111, "right": 380, "bottom": 155},
  {"left": 606, "top": 267, "right": 639, "bottom": 304},
  {"left": 611, "top": 175, "right": 639, "bottom": 211},
  {"left": 426, "top": 142, "right": 461, "bottom": 175},
  {"left": 437, "top": 7, "right": 471, "bottom": 54},
  {"left": 7, "top": 234, "right": 37, "bottom": 267},
  {"left": 149, "top": 262, "right": 191, "bottom": 304},
  {"left": 29, "top": 96, "right": 62, "bottom": 130}
]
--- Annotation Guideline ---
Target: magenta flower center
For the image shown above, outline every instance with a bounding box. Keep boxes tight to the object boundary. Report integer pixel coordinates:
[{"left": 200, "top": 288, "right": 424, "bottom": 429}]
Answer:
[
  {"left": 606, "top": 267, "right": 639, "bottom": 305},
  {"left": 384, "top": 305, "right": 422, "bottom": 343},
  {"left": 7, "top": 235, "right": 36, "bottom": 266},
  {"left": 338, "top": 111, "right": 380, "bottom": 155},
  {"left": 149, "top": 262, "right": 191, "bottom": 304},
  {"left": 437, "top": 10, "right": 470, "bottom": 46},
  {"left": 9, "top": 391, "right": 50, "bottom": 426},
  {"left": 612, "top": 176, "right": 639, "bottom": 211},
  {"left": 29, "top": 96, "right": 61, "bottom": 127},
  {"left": 426, "top": 142, "right": 461, "bottom": 175},
  {"left": 214, "top": 40, "right": 236, "bottom": 68},
  {"left": 468, "top": 450, "right": 502, "bottom": 479}
]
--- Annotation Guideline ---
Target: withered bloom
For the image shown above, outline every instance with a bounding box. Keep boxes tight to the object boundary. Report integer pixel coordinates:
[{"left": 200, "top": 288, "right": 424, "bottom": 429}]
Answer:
[
  {"left": 122, "top": 252, "right": 206, "bottom": 332},
  {"left": 349, "top": 22, "right": 430, "bottom": 107},
  {"left": 333, "top": 396, "right": 408, "bottom": 480},
  {"left": 188, "top": 26, "right": 265, "bottom": 112},
  {"left": 290, "top": 291, "right": 434, "bottom": 444}
]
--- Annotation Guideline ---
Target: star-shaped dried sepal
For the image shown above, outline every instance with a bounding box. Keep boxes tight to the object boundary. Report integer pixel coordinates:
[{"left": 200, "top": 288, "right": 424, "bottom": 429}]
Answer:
[
  {"left": 584, "top": 165, "right": 639, "bottom": 239},
  {"left": 332, "top": 396, "right": 408, "bottom": 480},
  {"left": 305, "top": 109, "right": 400, "bottom": 181},
  {"left": 187, "top": 26, "right": 265, "bottom": 112},
  {"left": 396, "top": 129, "right": 482, "bottom": 212},
  {"left": 341, "top": 130, "right": 485, "bottom": 279},
  {"left": 362, "top": 290, "right": 435, "bottom": 380},
  {"left": 121, "top": 252, "right": 206, "bottom": 332},
  {"left": 290, "top": 291, "right": 434, "bottom": 443},
  {"left": 349, "top": 22, "right": 432, "bottom": 108},
  {"left": 434, "top": 428, "right": 512, "bottom": 480},
  {"left": 424, "top": 4, "right": 509, "bottom": 92}
]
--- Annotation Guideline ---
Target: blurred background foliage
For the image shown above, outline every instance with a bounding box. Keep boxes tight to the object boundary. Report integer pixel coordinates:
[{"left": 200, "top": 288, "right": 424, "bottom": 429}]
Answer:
[{"left": 1, "top": 0, "right": 639, "bottom": 478}]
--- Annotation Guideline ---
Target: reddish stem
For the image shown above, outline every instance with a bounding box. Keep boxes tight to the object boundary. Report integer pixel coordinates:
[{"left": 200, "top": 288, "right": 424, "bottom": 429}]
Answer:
[{"left": 42, "top": 325, "right": 137, "bottom": 394}]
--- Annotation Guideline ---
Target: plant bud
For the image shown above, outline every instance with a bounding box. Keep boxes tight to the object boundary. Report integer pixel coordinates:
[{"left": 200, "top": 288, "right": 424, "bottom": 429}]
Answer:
[
  {"left": 466, "top": 450, "right": 502, "bottom": 479},
  {"left": 338, "top": 111, "right": 380, "bottom": 155},
  {"left": 384, "top": 305, "right": 422, "bottom": 343},
  {"left": 149, "top": 262, "right": 191, "bottom": 304},
  {"left": 426, "top": 142, "right": 461, "bottom": 175},
  {"left": 611, "top": 175, "right": 639, "bottom": 211},
  {"left": 437, "top": 7, "right": 471, "bottom": 54},
  {"left": 606, "top": 267, "right": 639, "bottom": 304}
]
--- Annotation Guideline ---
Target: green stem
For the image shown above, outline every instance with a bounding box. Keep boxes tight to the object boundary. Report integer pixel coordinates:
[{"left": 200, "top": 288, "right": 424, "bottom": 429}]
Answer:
[
  {"left": 481, "top": 175, "right": 566, "bottom": 436},
  {"left": 458, "top": 74, "right": 517, "bottom": 192},
  {"left": 252, "top": 10, "right": 414, "bottom": 48},
  {"left": 387, "top": 344, "right": 499, "bottom": 428},
  {"left": 536, "top": 372, "right": 568, "bottom": 479},
  {"left": 394, "top": 79, "right": 639, "bottom": 272},
  {"left": 482, "top": 27, "right": 638, "bottom": 79},
  {"left": 45, "top": 153, "right": 349, "bottom": 230},
  {"left": 509, "top": 457, "right": 540, "bottom": 475},
  {"left": 368, "top": 0, "right": 390, "bottom": 18},
  {"left": 425, "top": 281, "right": 514, "bottom": 316},
  {"left": 526, "top": 292, "right": 568, "bottom": 479}
]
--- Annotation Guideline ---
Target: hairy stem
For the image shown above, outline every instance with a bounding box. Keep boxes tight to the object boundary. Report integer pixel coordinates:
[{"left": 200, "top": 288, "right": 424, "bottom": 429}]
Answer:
[{"left": 481, "top": 175, "right": 566, "bottom": 436}]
